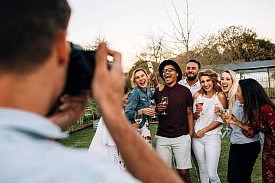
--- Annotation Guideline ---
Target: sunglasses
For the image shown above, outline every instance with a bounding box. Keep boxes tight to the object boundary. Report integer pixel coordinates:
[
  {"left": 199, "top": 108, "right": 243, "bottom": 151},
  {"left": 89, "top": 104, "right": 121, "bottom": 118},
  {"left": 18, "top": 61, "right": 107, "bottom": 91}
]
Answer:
[{"left": 162, "top": 68, "right": 176, "bottom": 73}]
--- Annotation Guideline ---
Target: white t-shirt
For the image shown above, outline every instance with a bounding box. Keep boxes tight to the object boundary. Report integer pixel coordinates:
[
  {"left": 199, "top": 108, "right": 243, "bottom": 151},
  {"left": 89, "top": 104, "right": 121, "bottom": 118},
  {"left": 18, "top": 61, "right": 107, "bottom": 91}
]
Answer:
[
  {"left": 193, "top": 94, "right": 224, "bottom": 135},
  {"left": 178, "top": 78, "right": 201, "bottom": 96}
]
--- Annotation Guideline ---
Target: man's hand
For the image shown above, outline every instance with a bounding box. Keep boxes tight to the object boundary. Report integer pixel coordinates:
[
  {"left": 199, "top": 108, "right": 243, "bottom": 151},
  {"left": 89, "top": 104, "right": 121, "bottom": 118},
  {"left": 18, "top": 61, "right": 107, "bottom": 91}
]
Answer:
[
  {"left": 48, "top": 92, "right": 89, "bottom": 131},
  {"left": 90, "top": 43, "right": 124, "bottom": 112},
  {"left": 149, "top": 72, "right": 156, "bottom": 81},
  {"left": 157, "top": 84, "right": 164, "bottom": 91},
  {"left": 157, "top": 103, "right": 166, "bottom": 113}
]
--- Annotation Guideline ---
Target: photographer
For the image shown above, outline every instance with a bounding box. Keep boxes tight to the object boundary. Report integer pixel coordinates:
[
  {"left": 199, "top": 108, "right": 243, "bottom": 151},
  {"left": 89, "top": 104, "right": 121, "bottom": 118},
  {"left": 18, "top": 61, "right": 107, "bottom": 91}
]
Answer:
[{"left": 0, "top": 1, "right": 183, "bottom": 183}]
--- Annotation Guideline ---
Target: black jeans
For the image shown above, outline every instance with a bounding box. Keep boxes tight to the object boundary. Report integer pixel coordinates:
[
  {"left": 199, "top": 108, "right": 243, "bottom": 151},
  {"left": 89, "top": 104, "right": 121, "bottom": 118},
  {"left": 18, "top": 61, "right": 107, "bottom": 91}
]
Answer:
[{"left": 227, "top": 141, "right": 261, "bottom": 183}]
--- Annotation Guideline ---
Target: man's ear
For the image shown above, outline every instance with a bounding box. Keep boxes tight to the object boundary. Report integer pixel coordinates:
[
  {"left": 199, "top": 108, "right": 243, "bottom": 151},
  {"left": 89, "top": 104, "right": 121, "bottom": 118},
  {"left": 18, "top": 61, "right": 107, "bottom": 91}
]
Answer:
[{"left": 56, "top": 30, "right": 69, "bottom": 66}]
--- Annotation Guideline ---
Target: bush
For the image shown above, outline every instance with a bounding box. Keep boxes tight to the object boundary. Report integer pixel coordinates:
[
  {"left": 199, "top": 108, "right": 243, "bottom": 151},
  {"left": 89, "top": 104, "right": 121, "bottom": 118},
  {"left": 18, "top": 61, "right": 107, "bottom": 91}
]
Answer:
[{"left": 65, "top": 99, "right": 100, "bottom": 133}]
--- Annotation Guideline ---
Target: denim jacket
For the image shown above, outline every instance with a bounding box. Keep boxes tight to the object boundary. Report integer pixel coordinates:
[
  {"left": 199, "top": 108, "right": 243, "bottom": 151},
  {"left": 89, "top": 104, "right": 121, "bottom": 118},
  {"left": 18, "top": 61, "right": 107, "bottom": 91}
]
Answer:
[{"left": 125, "top": 86, "right": 153, "bottom": 128}]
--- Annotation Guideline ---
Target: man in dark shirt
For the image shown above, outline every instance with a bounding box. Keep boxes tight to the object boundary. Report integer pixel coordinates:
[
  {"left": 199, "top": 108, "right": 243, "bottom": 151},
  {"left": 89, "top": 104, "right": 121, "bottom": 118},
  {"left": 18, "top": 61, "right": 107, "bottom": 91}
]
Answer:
[{"left": 154, "top": 60, "right": 194, "bottom": 183}]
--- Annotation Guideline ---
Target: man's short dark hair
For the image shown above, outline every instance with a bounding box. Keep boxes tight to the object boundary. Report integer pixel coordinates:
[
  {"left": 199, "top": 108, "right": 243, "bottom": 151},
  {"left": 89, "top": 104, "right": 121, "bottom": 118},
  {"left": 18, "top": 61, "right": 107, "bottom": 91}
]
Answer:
[
  {"left": 0, "top": 0, "right": 71, "bottom": 73},
  {"left": 186, "top": 59, "right": 201, "bottom": 69}
]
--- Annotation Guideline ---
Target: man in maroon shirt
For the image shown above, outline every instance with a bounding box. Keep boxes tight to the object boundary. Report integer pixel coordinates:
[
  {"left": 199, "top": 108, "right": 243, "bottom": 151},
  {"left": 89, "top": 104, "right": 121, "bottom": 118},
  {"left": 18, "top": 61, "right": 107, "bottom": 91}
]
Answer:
[{"left": 154, "top": 60, "right": 194, "bottom": 183}]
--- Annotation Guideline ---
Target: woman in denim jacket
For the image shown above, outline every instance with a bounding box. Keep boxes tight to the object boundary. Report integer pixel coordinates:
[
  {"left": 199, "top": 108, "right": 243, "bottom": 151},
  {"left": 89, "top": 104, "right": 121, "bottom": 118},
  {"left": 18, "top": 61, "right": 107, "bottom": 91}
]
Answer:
[{"left": 125, "top": 68, "right": 156, "bottom": 146}]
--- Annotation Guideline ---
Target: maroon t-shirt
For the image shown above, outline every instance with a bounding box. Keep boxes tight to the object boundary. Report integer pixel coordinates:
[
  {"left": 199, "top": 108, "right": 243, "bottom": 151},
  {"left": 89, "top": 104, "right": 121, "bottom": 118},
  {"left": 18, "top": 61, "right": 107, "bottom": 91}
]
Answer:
[{"left": 153, "top": 83, "right": 193, "bottom": 138}]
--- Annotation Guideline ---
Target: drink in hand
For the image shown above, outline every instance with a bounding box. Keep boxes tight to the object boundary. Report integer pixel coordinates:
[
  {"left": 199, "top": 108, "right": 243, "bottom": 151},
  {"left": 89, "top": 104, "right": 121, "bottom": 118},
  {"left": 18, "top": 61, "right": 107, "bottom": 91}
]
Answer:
[
  {"left": 147, "top": 62, "right": 154, "bottom": 73},
  {"left": 150, "top": 99, "right": 157, "bottom": 118},
  {"left": 224, "top": 109, "right": 231, "bottom": 131},
  {"left": 196, "top": 102, "right": 204, "bottom": 107},
  {"left": 224, "top": 115, "right": 231, "bottom": 121},
  {"left": 161, "top": 96, "right": 168, "bottom": 115},
  {"left": 196, "top": 96, "right": 204, "bottom": 115},
  {"left": 135, "top": 119, "right": 142, "bottom": 124},
  {"left": 214, "top": 103, "right": 221, "bottom": 116},
  {"left": 134, "top": 112, "right": 143, "bottom": 132},
  {"left": 224, "top": 109, "right": 231, "bottom": 121}
]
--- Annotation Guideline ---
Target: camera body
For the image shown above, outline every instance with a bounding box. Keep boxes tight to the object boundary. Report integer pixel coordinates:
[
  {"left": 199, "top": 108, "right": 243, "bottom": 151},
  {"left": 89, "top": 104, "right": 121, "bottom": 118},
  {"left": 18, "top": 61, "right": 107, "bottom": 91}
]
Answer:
[{"left": 63, "top": 42, "right": 96, "bottom": 95}]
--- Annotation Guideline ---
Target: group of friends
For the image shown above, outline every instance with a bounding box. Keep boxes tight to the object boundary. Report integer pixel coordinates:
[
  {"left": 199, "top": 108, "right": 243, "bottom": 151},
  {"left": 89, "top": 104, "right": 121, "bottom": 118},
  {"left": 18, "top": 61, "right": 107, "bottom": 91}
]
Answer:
[
  {"left": 90, "top": 58, "right": 275, "bottom": 183},
  {"left": 0, "top": 1, "right": 274, "bottom": 183}
]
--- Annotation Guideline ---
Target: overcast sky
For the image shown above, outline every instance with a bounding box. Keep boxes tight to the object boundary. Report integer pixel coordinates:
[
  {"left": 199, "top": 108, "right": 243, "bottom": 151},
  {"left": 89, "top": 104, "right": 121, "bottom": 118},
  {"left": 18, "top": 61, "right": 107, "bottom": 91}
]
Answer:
[{"left": 67, "top": 0, "right": 275, "bottom": 71}]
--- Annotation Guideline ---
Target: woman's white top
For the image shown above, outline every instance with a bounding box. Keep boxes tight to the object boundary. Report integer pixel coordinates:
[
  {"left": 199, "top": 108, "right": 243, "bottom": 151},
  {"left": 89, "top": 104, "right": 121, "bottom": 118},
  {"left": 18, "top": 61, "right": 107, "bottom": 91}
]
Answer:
[
  {"left": 88, "top": 117, "right": 119, "bottom": 164},
  {"left": 193, "top": 93, "right": 224, "bottom": 135}
]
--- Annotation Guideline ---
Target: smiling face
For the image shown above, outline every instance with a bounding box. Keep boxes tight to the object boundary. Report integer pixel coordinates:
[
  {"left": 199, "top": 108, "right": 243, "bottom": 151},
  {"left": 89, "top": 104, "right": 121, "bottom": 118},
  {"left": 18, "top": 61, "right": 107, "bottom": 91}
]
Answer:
[
  {"left": 122, "top": 93, "right": 128, "bottom": 108},
  {"left": 220, "top": 72, "right": 233, "bottom": 93},
  {"left": 162, "top": 64, "right": 178, "bottom": 86},
  {"left": 200, "top": 75, "right": 214, "bottom": 93},
  {"left": 235, "top": 84, "right": 244, "bottom": 103},
  {"left": 134, "top": 70, "right": 149, "bottom": 90},
  {"left": 186, "top": 61, "right": 200, "bottom": 81}
]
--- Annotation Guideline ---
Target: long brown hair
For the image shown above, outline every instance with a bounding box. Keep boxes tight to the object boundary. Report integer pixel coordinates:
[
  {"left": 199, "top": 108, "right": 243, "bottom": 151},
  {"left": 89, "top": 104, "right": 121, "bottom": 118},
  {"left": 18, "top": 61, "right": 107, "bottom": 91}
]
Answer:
[
  {"left": 239, "top": 78, "right": 275, "bottom": 124},
  {"left": 198, "top": 69, "right": 221, "bottom": 95}
]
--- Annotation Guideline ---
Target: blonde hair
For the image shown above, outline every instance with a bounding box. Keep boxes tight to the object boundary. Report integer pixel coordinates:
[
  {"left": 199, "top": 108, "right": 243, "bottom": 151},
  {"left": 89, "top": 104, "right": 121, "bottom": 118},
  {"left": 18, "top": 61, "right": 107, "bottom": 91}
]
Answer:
[
  {"left": 222, "top": 70, "right": 238, "bottom": 112},
  {"left": 130, "top": 68, "right": 149, "bottom": 88},
  {"left": 198, "top": 69, "right": 221, "bottom": 94}
]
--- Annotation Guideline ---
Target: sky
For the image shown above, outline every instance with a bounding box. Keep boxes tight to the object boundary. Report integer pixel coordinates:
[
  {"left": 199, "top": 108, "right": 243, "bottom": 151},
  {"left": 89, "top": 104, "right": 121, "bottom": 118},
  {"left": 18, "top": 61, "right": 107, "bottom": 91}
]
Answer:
[{"left": 67, "top": 0, "right": 275, "bottom": 71}]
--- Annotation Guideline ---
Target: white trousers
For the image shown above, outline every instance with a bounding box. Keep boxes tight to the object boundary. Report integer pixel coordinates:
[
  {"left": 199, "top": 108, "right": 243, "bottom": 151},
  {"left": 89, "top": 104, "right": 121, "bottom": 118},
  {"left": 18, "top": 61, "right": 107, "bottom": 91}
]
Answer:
[{"left": 192, "top": 134, "right": 221, "bottom": 183}]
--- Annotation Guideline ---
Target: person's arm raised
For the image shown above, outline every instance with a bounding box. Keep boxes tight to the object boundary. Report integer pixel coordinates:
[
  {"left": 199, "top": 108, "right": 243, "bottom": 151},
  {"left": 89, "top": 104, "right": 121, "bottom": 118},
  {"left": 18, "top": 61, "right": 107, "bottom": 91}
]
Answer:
[{"left": 90, "top": 43, "right": 184, "bottom": 183}]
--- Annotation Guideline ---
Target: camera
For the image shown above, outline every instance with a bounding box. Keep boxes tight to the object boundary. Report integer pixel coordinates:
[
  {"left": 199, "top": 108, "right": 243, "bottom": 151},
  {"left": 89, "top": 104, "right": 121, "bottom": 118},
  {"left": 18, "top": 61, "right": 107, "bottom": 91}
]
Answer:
[
  {"left": 63, "top": 42, "right": 96, "bottom": 95},
  {"left": 47, "top": 42, "right": 96, "bottom": 116}
]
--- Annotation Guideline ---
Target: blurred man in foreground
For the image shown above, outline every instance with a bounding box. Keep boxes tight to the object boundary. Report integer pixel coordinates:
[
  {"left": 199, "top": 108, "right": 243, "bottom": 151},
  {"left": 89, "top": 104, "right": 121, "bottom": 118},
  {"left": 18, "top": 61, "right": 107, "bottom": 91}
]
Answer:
[{"left": 0, "top": 1, "right": 183, "bottom": 183}]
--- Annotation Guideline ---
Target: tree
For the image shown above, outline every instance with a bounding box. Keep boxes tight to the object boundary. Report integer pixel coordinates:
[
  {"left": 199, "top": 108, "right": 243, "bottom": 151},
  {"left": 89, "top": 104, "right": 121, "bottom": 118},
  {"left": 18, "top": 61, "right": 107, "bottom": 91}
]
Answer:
[
  {"left": 83, "top": 35, "right": 110, "bottom": 51},
  {"left": 191, "top": 25, "right": 275, "bottom": 66},
  {"left": 164, "top": 0, "right": 198, "bottom": 61},
  {"left": 136, "top": 33, "right": 174, "bottom": 64},
  {"left": 136, "top": 0, "right": 199, "bottom": 65}
]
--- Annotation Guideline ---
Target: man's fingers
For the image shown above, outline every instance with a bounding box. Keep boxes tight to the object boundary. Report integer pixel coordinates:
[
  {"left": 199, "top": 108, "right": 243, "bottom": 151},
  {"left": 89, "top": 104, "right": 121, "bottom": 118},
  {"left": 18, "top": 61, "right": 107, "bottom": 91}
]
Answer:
[
  {"left": 107, "top": 48, "right": 122, "bottom": 72},
  {"left": 95, "top": 42, "right": 108, "bottom": 72},
  {"left": 59, "top": 92, "right": 88, "bottom": 111}
]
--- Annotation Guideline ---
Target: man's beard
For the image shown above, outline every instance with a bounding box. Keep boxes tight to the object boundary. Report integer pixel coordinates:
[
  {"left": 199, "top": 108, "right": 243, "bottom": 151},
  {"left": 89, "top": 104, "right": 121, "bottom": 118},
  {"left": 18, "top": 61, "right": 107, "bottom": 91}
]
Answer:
[{"left": 186, "top": 74, "right": 197, "bottom": 81}]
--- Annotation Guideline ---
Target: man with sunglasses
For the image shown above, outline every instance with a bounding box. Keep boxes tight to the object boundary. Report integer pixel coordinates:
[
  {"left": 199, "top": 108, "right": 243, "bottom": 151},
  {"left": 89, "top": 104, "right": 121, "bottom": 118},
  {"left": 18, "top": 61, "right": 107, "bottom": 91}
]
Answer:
[
  {"left": 150, "top": 59, "right": 201, "bottom": 182},
  {"left": 153, "top": 60, "right": 194, "bottom": 183}
]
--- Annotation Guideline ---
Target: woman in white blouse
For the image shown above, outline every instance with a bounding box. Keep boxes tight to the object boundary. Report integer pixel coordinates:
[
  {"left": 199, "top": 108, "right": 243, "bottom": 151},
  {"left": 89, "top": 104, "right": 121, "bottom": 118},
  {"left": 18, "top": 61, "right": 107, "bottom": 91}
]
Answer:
[
  {"left": 88, "top": 88, "right": 128, "bottom": 172},
  {"left": 192, "top": 69, "right": 227, "bottom": 183}
]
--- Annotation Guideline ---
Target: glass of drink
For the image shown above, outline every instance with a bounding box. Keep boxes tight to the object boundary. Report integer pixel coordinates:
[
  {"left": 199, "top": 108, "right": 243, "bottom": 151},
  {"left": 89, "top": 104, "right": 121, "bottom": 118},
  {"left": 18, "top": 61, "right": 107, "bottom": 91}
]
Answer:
[
  {"left": 214, "top": 103, "right": 221, "bottom": 117},
  {"left": 147, "top": 62, "right": 154, "bottom": 73},
  {"left": 134, "top": 112, "right": 143, "bottom": 132},
  {"left": 224, "top": 109, "right": 231, "bottom": 131},
  {"left": 150, "top": 99, "right": 157, "bottom": 118},
  {"left": 196, "top": 96, "right": 204, "bottom": 115},
  {"left": 161, "top": 96, "right": 168, "bottom": 115}
]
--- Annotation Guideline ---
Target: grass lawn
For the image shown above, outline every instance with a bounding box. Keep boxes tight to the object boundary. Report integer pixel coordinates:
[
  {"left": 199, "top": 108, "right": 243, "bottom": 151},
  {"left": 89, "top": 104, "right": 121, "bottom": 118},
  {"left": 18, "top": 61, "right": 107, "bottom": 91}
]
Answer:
[{"left": 58, "top": 123, "right": 262, "bottom": 182}]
